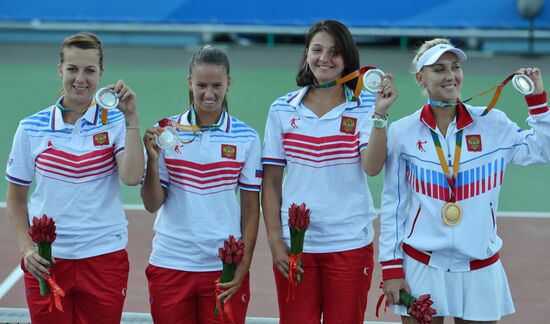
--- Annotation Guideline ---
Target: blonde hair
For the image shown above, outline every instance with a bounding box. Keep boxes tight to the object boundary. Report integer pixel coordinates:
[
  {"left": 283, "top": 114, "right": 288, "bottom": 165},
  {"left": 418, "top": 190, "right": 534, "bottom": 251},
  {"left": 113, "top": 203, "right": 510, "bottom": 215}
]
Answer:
[
  {"left": 410, "top": 38, "right": 452, "bottom": 74},
  {"left": 60, "top": 32, "right": 103, "bottom": 69}
]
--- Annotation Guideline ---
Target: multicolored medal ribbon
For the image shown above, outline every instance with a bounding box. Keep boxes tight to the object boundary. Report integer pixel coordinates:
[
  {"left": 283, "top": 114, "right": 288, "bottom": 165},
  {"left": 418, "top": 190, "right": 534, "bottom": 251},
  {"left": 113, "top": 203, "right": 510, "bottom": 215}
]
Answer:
[
  {"left": 155, "top": 107, "right": 226, "bottom": 150},
  {"left": 287, "top": 203, "right": 311, "bottom": 302},
  {"left": 312, "top": 66, "right": 380, "bottom": 100},
  {"left": 28, "top": 214, "right": 65, "bottom": 312},
  {"left": 430, "top": 127, "right": 463, "bottom": 226},
  {"left": 431, "top": 73, "right": 534, "bottom": 116},
  {"left": 189, "top": 107, "right": 225, "bottom": 132}
]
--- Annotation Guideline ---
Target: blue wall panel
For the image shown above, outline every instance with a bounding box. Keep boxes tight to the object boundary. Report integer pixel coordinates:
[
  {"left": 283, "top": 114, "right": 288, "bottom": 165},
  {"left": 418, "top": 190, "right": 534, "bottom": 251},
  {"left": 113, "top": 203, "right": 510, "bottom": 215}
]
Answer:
[{"left": 1, "top": 0, "right": 549, "bottom": 29}]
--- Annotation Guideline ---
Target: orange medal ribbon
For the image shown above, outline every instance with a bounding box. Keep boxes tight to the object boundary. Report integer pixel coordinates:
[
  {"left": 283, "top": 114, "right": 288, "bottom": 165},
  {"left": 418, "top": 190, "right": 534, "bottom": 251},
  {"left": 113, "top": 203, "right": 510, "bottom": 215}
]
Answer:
[{"left": 313, "top": 66, "right": 378, "bottom": 100}]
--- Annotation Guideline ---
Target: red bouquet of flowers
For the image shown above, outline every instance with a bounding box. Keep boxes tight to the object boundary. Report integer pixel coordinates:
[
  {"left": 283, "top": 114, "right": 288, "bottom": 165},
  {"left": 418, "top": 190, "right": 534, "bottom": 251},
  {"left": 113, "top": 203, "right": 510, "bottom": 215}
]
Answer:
[
  {"left": 28, "top": 214, "right": 65, "bottom": 312},
  {"left": 287, "top": 202, "right": 310, "bottom": 302},
  {"left": 404, "top": 292, "right": 437, "bottom": 324},
  {"left": 376, "top": 286, "right": 437, "bottom": 324},
  {"left": 214, "top": 235, "right": 245, "bottom": 322}
]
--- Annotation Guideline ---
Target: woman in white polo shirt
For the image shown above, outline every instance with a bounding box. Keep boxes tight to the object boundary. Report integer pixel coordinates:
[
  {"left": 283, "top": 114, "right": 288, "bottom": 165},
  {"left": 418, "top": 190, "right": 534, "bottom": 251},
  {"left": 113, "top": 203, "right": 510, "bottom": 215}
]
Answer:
[
  {"left": 6, "top": 32, "right": 144, "bottom": 323},
  {"left": 380, "top": 38, "right": 550, "bottom": 323},
  {"left": 262, "top": 20, "right": 397, "bottom": 323},
  {"left": 141, "top": 45, "right": 261, "bottom": 324}
]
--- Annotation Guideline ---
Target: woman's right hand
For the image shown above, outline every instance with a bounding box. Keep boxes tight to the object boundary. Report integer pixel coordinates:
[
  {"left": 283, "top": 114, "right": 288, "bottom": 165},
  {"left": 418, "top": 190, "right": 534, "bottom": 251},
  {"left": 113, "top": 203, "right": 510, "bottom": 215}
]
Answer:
[
  {"left": 383, "top": 278, "right": 411, "bottom": 305},
  {"left": 143, "top": 127, "right": 162, "bottom": 160},
  {"left": 23, "top": 248, "right": 52, "bottom": 280},
  {"left": 269, "top": 238, "right": 301, "bottom": 279}
]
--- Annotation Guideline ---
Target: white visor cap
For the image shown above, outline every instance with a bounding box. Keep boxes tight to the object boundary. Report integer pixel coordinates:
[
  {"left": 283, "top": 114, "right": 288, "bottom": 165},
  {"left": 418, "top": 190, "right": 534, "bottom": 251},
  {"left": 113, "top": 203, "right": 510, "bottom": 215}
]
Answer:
[{"left": 416, "top": 44, "right": 467, "bottom": 72}]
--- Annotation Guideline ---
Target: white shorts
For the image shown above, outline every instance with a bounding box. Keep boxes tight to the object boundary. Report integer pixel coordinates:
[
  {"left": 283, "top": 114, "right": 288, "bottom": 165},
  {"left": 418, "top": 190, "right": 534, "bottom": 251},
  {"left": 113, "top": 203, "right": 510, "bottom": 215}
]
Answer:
[{"left": 391, "top": 254, "right": 515, "bottom": 321}]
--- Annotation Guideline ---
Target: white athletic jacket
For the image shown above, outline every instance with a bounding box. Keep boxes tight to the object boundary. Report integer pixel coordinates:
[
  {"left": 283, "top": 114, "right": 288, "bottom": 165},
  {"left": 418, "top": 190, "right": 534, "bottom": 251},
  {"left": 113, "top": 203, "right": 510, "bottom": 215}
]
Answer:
[{"left": 379, "top": 92, "right": 550, "bottom": 280}]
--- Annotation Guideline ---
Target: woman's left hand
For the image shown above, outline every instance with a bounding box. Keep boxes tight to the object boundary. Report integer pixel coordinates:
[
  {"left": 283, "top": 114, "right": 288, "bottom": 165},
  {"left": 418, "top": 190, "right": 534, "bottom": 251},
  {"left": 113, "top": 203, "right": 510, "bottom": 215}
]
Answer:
[
  {"left": 107, "top": 79, "right": 138, "bottom": 116},
  {"left": 374, "top": 73, "right": 398, "bottom": 116},
  {"left": 517, "top": 67, "right": 544, "bottom": 95},
  {"left": 216, "top": 263, "right": 248, "bottom": 303}
]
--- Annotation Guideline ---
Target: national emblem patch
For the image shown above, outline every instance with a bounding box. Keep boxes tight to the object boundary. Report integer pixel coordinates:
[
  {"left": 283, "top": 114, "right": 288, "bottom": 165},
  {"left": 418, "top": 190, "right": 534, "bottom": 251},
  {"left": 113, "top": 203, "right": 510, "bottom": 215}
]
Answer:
[
  {"left": 221, "top": 144, "right": 237, "bottom": 160},
  {"left": 93, "top": 132, "right": 110, "bottom": 146},
  {"left": 340, "top": 116, "right": 357, "bottom": 134},
  {"left": 466, "top": 134, "right": 482, "bottom": 152}
]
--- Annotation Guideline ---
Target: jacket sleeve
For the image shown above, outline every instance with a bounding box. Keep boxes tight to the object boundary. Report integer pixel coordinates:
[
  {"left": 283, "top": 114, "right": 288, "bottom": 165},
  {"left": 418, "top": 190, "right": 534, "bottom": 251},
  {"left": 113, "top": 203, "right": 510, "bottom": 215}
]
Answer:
[
  {"left": 379, "top": 122, "right": 410, "bottom": 280},
  {"left": 504, "top": 92, "right": 550, "bottom": 165}
]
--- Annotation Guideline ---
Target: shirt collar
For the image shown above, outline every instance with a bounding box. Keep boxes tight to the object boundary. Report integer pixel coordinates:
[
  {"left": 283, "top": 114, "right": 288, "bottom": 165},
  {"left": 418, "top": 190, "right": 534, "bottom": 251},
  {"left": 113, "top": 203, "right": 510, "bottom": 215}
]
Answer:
[
  {"left": 178, "top": 107, "right": 231, "bottom": 133},
  {"left": 420, "top": 100, "right": 474, "bottom": 131},
  {"left": 51, "top": 97, "right": 100, "bottom": 130},
  {"left": 287, "top": 86, "right": 361, "bottom": 118}
]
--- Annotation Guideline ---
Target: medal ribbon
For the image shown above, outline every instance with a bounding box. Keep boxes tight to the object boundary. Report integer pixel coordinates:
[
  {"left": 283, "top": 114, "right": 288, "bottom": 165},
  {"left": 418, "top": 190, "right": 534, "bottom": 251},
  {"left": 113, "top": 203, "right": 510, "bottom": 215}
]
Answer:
[
  {"left": 189, "top": 107, "right": 226, "bottom": 131},
  {"left": 56, "top": 97, "right": 111, "bottom": 125},
  {"left": 463, "top": 73, "right": 515, "bottom": 116},
  {"left": 430, "top": 129, "right": 463, "bottom": 202},
  {"left": 312, "top": 66, "right": 378, "bottom": 100},
  {"left": 430, "top": 73, "right": 517, "bottom": 115}
]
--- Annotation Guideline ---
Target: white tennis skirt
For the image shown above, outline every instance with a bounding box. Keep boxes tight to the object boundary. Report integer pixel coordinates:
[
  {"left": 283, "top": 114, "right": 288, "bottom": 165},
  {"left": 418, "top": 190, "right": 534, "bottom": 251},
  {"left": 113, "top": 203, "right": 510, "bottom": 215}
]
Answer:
[{"left": 390, "top": 254, "right": 515, "bottom": 321}]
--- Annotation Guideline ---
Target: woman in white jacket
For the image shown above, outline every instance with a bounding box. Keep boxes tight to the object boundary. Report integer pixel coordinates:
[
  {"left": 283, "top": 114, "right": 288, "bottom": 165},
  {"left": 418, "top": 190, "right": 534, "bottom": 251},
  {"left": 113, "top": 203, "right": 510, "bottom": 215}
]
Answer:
[{"left": 379, "top": 38, "right": 550, "bottom": 323}]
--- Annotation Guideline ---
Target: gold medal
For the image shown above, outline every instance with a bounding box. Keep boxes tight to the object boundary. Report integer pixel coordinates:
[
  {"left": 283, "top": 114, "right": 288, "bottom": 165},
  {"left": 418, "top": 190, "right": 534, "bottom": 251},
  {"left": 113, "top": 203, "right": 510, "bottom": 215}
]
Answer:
[{"left": 441, "top": 202, "right": 462, "bottom": 226}]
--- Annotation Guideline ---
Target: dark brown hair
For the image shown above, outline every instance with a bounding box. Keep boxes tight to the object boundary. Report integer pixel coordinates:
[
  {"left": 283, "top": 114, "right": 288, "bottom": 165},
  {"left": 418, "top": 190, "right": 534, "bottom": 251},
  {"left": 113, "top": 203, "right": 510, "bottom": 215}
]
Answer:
[{"left": 296, "top": 20, "right": 360, "bottom": 90}]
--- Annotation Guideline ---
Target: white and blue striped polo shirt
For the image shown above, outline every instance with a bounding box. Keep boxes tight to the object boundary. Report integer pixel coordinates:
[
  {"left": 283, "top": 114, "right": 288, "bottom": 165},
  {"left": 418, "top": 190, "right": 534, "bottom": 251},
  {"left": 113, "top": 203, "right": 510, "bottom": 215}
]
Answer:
[
  {"left": 149, "top": 108, "right": 262, "bottom": 271},
  {"left": 262, "top": 87, "right": 378, "bottom": 253},
  {"left": 6, "top": 101, "right": 128, "bottom": 259}
]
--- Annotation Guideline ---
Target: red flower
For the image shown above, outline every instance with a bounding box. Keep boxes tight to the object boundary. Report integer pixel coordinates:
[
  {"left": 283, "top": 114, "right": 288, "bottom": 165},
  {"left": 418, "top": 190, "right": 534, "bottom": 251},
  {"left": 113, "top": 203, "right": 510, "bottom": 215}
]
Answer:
[
  {"left": 376, "top": 285, "right": 437, "bottom": 323},
  {"left": 27, "top": 214, "right": 64, "bottom": 309},
  {"left": 28, "top": 214, "right": 57, "bottom": 244},
  {"left": 409, "top": 294, "right": 437, "bottom": 324},
  {"left": 217, "top": 235, "right": 245, "bottom": 266},
  {"left": 215, "top": 235, "right": 245, "bottom": 321},
  {"left": 287, "top": 202, "right": 311, "bottom": 302},
  {"left": 158, "top": 118, "right": 175, "bottom": 128},
  {"left": 288, "top": 203, "right": 310, "bottom": 232}
]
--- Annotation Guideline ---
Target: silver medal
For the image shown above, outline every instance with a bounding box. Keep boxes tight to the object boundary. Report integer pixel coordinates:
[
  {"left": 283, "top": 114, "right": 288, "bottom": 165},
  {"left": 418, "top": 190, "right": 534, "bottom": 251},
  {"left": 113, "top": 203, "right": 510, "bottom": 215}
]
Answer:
[
  {"left": 155, "top": 127, "right": 179, "bottom": 150},
  {"left": 512, "top": 74, "right": 534, "bottom": 95},
  {"left": 363, "top": 69, "right": 385, "bottom": 93},
  {"left": 94, "top": 87, "right": 119, "bottom": 110}
]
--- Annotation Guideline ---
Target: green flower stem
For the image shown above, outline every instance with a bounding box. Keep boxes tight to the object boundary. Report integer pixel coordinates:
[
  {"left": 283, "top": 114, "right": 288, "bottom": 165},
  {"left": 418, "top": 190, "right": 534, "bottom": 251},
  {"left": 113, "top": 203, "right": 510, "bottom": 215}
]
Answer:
[
  {"left": 290, "top": 229, "right": 306, "bottom": 283},
  {"left": 399, "top": 289, "right": 416, "bottom": 308},
  {"left": 290, "top": 229, "right": 305, "bottom": 255},
  {"left": 37, "top": 242, "right": 52, "bottom": 296},
  {"left": 219, "top": 263, "right": 237, "bottom": 283}
]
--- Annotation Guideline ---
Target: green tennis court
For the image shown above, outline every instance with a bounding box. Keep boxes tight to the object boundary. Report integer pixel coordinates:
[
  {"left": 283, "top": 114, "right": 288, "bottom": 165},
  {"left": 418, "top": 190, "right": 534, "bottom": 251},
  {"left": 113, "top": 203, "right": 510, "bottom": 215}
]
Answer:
[{"left": 1, "top": 44, "right": 549, "bottom": 211}]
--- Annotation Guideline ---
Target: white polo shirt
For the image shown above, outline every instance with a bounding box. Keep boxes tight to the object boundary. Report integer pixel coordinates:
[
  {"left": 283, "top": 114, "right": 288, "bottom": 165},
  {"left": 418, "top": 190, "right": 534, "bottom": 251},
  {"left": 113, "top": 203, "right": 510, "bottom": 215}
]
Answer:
[
  {"left": 6, "top": 101, "right": 128, "bottom": 259},
  {"left": 149, "top": 109, "right": 262, "bottom": 272},
  {"left": 262, "top": 87, "right": 377, "bottom": 253}
]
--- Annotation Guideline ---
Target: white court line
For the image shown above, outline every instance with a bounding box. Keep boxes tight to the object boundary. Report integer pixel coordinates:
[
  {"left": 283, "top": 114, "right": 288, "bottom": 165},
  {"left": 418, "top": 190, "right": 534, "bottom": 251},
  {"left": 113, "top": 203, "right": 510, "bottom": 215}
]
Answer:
[
  {"left": 0, "top": 202, "right": 548, "bottom": 300},
  {"left": 0, "top": 308, "right": 399, "bottom": 323},
  {"left": 0, "top": 266, "right": 23, "bottom": 300}
]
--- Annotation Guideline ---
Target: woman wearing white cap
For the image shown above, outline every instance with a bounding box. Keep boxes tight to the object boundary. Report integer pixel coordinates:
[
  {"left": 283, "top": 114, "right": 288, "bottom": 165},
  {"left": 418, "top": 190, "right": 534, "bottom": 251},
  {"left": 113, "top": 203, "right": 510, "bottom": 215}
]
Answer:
[{"left": 379, "top": 38, "right": 550, "bottom": 323}]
